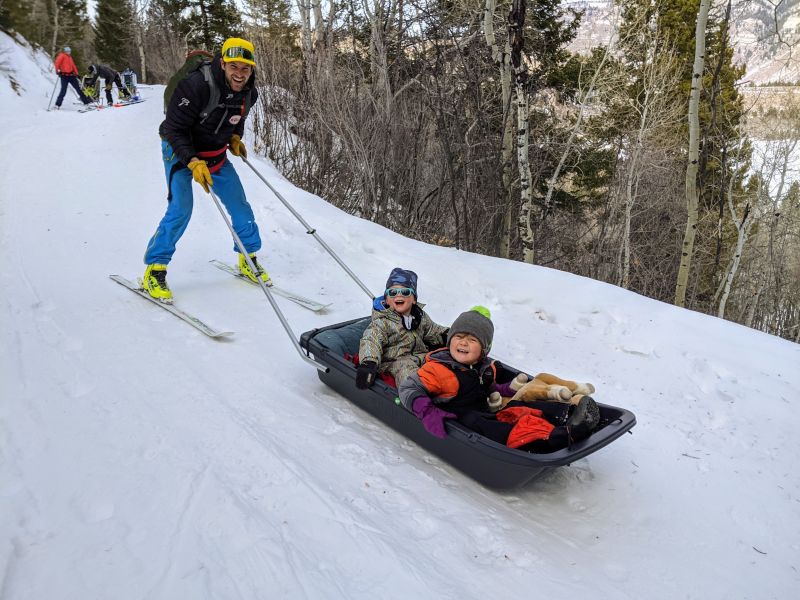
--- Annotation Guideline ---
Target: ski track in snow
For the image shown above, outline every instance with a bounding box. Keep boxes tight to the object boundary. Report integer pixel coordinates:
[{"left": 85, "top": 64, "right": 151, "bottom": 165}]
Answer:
[{"left": 2, "top": 32, "right": 800, "bottom": 599}]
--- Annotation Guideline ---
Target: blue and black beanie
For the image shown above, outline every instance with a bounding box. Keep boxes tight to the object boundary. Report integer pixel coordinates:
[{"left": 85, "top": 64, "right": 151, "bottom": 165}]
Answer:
[{"left": 385, "top": 268, "right": 418, "bottom": 298}]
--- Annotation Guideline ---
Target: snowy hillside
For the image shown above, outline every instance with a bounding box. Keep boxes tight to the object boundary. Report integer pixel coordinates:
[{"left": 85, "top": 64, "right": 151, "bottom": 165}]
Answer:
[{"left": 1, "top": 31, "right": 799, "bottom": 599}]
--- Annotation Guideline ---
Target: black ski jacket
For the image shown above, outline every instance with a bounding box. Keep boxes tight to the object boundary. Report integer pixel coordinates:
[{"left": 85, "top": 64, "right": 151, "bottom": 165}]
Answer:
[
  {"left": 85, "top": 64, "right": 119, "bottom": 87},
  {"left": 159, "top": 55, "right": 258, "bottom": 166}
]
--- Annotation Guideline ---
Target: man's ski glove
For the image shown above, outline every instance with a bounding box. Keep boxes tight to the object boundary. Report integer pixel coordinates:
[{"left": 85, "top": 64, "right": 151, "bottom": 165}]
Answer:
[
  {"left": 412, "top": 397, "right": 456, "bottom": 439},
  {"left": 229, "top": 134, "right": 247, "bottom": 158},
  {"left": 187, "top": 158, "right": 212, "bottom": 193},
  {"left": 355, "top": 360, "right": 378, "bottom": 389}
]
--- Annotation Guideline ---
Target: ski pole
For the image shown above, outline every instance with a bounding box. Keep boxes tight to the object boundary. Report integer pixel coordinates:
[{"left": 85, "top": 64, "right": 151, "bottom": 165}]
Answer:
[
  {"left": 241, "top": 156, "right": 373, "bottom": 299},
  {"left": 207, "top": 186, "right": 329, "bottom": 373},
  {"left": 46, "top": 77, "right": 58, "bottom": 111}
]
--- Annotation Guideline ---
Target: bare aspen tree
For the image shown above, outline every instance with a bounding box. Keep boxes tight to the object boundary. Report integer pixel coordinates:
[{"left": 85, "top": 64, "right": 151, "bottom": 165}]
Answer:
[
  {"left": 715, "top": 166, "right": 756, "bottom": 317},
  {"left": 363, "top": 0, "right": 393, "bottom": 110},
  {"left": 618, "top": 40, "right": 681, "bottom": 288},
  {"left": 132, "top": 0, "right": 147, "bottom": 81},
  {"left": 50, "top": 0, "right": 60, "bottom": 57},
  {"left": 542, "top": 24, "right": 615, "bottom": 224},
  {"left": 483, "top": 0, "right": 514, "bottom": 258},
  {"left": 297, "top": 0, "right": 313, "bottom": 70},
  {"left": 714, "top": 138, "right": 780, "bottom": 317},
  {"left": 675, "top": 0, "right": 711, "bottom": 307},
  {"left": 509, "top": 0, "right": 534, "bottom": 263},
  {"left": 312, "top": 0, "right": 325, "bottom": 49}
]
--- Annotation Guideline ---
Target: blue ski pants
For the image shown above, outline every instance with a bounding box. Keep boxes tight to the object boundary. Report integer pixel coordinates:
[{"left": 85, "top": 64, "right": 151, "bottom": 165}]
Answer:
[
  {"left": 144, "top": 140, "right": 261, "bottom": 265},
  {"left": 55, "top": 75, "right": 89, "bottom": 107}
]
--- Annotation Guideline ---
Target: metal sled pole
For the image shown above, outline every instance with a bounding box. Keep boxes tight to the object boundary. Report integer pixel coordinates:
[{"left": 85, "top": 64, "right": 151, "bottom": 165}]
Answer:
[
  {"left": 207, "top": 186, "right": 329, "bottom": 373},
  {"left": 46, "top": 77, "right": 58, "bottom": 111},
  {"left": 241, "top": 156, "right": 373, "bottom": 299}
]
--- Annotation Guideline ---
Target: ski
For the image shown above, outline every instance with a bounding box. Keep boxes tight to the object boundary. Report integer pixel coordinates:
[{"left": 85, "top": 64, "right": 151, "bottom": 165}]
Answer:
[
  {"left": 209, "top": 259, "right": 332, "bottom": 313},
  {"left": 79, "top": 99, "right": 145, "bottom": 113},
  {"left": 109, "top": 274, "right": 234, "bottom": 339},
  {"left": 112, "top": 99, "right": 146, "bottom": 108}
]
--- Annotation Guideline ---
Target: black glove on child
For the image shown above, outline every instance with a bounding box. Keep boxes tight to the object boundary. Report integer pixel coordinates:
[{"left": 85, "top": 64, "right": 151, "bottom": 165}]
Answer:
[{"left": 355, "top": 361, "right": 378, "bottom": 389}]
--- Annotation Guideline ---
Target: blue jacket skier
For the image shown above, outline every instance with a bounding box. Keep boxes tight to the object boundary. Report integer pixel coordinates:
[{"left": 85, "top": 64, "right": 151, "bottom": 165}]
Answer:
[{"left": 142, "top": 37, "right": 266, "bottom": 302}]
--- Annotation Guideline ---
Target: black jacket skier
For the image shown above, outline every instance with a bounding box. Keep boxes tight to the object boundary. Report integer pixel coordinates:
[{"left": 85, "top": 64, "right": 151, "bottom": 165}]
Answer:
[
  {"left": 141, "top": 37, "right": 266, "bottom": 305},
  {"left": 85, "top": 64, "right": 131, "bottom": 104},
  {"left": 159, "top": 54, "right": 258, "bottom": 167}
]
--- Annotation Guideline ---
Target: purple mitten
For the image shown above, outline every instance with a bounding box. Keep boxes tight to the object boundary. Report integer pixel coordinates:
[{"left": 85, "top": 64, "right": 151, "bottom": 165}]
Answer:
[
  {"left": 494, "top": 382, "right": 516, "bottom": 397},
  {"left": 412, "top": 397, "right": 456, "bottom": 439}
]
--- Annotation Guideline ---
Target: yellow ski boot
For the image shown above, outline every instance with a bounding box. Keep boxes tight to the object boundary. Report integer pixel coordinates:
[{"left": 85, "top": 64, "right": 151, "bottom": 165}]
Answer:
[
  {"left": 143, "top": 264, "right": 173, "bottom": 303},
  {"left": 238, "top": 252, "right": 270, "bottom": 284}
]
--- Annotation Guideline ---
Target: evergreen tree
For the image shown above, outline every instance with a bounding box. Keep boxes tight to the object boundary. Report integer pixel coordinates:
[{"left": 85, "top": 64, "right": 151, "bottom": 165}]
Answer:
[
  {"left": 52, "top": 0, "right": 91, "bottom": 64},
  {"left": 94, "top": 0, "right": 134, "bottom": 67},
  {"left": 4, "top": 0, "right": 89, "bottom": 58},
  {"left": 185, "top": 0, "right": 242, "bottom": 50},
  {"left": 243, "top": 0, "right": 296, "bottom": 48},
  {"left": 0, "top": 0, "right": 27, "bottom": 32},
  {"left": 527, "top": 0, "right": 582, "bottom": 91}
]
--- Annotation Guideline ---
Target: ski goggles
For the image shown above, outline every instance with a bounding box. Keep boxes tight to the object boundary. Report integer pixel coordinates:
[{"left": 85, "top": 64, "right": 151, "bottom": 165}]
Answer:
[
  {"left": 223, "top": 46, "right": 255, "bottom": 63},
  {"left": 385, "top": 287, "right": 415, "bottom": 298}
]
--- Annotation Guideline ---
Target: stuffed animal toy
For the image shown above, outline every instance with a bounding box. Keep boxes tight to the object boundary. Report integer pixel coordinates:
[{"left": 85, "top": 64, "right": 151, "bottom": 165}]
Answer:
[{"left": 488, "top": 372, "right": 596, "bottom": 411}]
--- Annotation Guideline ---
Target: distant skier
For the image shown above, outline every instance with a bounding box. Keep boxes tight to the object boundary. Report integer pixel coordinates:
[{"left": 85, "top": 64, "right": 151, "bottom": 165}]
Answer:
[
  {"left": 53, "top": 47, "right": 92, "bottom": 109},
  {"left": 141, "top": 37, "right": 263, "bottom": 303},
  {"left": 85, "top": 64, "right": 131, "bottom": 105}
]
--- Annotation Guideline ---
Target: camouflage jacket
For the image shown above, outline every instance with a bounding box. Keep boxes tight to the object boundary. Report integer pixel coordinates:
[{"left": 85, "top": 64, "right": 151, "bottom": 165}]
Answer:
[{"left": 358, "top": 301, "right": 448, "bottom": 372}]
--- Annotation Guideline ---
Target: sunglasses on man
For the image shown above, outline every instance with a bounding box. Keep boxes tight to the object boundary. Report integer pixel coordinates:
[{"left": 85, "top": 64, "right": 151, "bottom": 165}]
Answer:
[
  {"left": 385, "top": 287, "right": 415, "bottom": 297},
  {"left": 224, "top": 46, "right": 255, "bottom": 61}
]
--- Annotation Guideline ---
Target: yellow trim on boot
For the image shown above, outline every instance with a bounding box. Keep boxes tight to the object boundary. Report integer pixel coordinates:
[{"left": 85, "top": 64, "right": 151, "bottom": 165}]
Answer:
[
  {"left": 143, "top": 263, "right": 173, "bottom": 302},
  {"left": 238, "top": 252, "right": 270, "bottom": 284}
]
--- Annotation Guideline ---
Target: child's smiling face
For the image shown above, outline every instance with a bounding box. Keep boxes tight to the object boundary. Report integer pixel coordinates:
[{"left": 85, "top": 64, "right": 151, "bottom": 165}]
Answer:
[
  {"left": 386, "top": 285, "right": 415, "bottom": 315},
  {"left": 448, "top": 332, "right": 483, "bottom": 365}
]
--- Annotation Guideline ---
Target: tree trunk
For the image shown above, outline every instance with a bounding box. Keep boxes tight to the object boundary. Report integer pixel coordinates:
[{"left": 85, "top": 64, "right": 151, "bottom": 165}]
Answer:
[
  {"left": 50, "top": 0, "right": 59, "bottom": 57},
  {"left": 716, "top": 178, "right": 751, "bottom": 318},
  {"left": 484, "top": 0, "right": 513, "bottom": 258},
  {"left": 509, "top": 0, "right": 533, "bottom": 263},
  {"left": 135, "top": 22, "right": 147, "bottom": 81},
  {"left": 674, "top": 0, "right": 711, "bottom": 307},
  {"left": 298, "top": 0, "right": 313, "bottom": 78},
  {"left": 312, "top": 0, "right": 325, "bottom": 50}
]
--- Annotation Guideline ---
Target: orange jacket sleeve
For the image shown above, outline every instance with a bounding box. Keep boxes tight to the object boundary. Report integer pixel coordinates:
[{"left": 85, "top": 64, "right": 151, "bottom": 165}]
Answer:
[
  {"left": 418, "top": 361, "right": 459, "bottom": 400},
  {"left": 54, "top": 54, "right": 77, "bottom": 75}
]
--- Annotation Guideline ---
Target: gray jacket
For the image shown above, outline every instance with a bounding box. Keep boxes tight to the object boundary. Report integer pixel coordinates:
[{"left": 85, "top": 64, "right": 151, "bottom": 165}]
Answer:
[{"left": 358, "top": 301, "right": 447, "bottom": 373}]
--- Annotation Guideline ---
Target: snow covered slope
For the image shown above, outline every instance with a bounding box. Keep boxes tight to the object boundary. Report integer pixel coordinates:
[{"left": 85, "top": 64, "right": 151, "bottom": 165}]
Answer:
[{"left": 1, "top": 30, "right": 799, "bottom": 600}]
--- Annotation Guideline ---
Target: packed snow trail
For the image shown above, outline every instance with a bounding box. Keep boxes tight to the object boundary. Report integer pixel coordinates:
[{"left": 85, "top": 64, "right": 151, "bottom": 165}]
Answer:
[{"left": 1, "top": 34, "right": 799, "bottom": 599}]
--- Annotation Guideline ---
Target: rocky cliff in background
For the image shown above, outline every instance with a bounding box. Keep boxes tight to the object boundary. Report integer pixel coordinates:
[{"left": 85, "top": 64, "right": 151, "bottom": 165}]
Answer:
[{"left": 567, "top": 0, "right": 800, "bottom": 85}]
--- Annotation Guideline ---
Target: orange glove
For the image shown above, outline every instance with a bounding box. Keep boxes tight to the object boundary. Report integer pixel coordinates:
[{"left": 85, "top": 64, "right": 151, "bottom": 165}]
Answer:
[
  {"left": 229, "top": 134, "right": 247, "bottom": 158},
  {"left": 187, "top": 158, "right": 212, "bottom": 193}
]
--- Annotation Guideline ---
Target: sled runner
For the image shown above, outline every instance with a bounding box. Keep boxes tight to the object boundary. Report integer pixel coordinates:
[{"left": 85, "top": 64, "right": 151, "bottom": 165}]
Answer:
[{"left": 300, "top": 317, "right": 637, "bottom": 489}]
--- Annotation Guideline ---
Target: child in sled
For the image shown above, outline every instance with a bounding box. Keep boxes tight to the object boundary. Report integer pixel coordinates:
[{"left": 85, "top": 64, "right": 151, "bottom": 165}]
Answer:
[
  {"left": 398, "top": 306, "right": 600, "bottom": 452},
  {"left": 356, "top": 268, "right": 449, "bottom": 390}
]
